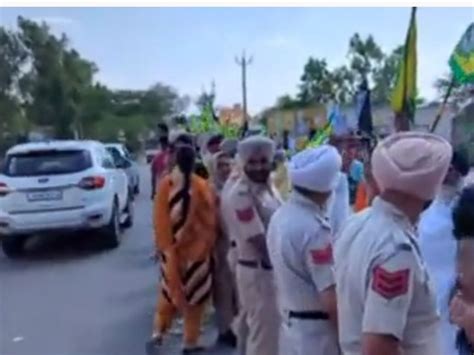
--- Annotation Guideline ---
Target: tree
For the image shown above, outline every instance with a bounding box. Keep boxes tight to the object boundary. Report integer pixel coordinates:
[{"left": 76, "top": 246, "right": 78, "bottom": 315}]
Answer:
[
  {"left": 435, "top": 74, "right": 473, "bottom": 109},
  {"left": 371, "top": 45, "right": 403, "bottom": 105},
  {"left": 331, "top": 66, "right": 356, "bottom": 104},
  {"left": 78, "top": 84, "right": 113, "bottom": 137},
  {"left": 347, "top": 33, "right": 384, "bottom": 84},
  {"left": 275, "top": 94, "right": 300, "bottom": 109},
  {"left": 17, "top": 16, "right": 97, "bottom": 138},
  {"left": 196, "top": 91, "right": 214, "bottom": 112},
  {"left": 292, "top": 36, "right": 421, "bottom": 108},
  {"left": 297, "top": 57, "right": 335, "bottom": 105},
  {"left": 196, "top": 80, "right": 216, "bottom": 112},
  {"left": 0, "top": 27, "right": 28, "bottom": 140},
  {"left": 141, "top": 82, "right": 188, "bottom": 126},
  {"left": 0, "top": 16, "right": 192, "bottom": 148}
]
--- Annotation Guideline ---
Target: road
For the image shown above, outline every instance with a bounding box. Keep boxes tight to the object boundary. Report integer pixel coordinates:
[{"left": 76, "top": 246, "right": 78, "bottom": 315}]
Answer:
[{"left": 0, "top": 165, "right": 235, "bottom": 355}]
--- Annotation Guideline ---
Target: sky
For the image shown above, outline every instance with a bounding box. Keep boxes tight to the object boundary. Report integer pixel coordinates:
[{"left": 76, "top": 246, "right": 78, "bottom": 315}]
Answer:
[{"left": 0, "top": 7, "right": 472, "bottom": 114}]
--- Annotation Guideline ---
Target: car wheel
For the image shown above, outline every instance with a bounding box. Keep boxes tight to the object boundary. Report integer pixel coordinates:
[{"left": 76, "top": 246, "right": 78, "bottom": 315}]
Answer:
[
  {"left": 101, "top": 200, "right": 121, "bottom": 249},
  {"left": 122, "top": 194, "right": 134, "bottom": 229},
  {"left": 2, "top": 236, "right": 27, "bottom": 258}
]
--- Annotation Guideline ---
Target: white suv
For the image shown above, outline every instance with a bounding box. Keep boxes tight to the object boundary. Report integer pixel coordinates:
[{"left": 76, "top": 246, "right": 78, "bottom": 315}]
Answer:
[{"left": 0, "top": 140, "right": 134, "bottom": 257}]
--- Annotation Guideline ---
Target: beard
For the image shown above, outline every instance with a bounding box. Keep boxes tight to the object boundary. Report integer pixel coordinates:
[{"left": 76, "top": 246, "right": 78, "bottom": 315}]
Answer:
[{"left": 246, "top": 170, "right": 271, "bottom": 184}]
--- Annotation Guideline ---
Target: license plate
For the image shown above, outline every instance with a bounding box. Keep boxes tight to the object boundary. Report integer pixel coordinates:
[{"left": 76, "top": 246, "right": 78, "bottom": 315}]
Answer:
[{"left": 27, "top": 190, "right": 63, "bottom": 202}]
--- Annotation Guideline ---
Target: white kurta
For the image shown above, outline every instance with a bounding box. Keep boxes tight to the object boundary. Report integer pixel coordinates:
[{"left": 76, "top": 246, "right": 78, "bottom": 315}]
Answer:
[
  {"left": 418, "top": 191, "right": 458, "bottom": 355},
  {"left": 327, "top": 172, "right": 351, "bottom": 238}
]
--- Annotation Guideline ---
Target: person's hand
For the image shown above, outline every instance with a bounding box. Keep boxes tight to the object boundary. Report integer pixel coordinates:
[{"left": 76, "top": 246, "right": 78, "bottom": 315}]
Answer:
[
  {"left": 173, "top": 287, "right": 188, "bottom": 312},
  {"left": 450, "top": 292, "right": 470, "bottom": 328}
]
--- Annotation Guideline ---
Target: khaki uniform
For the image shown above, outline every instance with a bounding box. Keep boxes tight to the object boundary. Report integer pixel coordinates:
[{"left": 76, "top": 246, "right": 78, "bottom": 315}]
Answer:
[
  {"left": 212, "top": 184, "right": 237, "bottom": 335},
  {"left": 334, "top": 197, "right": 441, "bottom": 355},
  {"left": 267, "top": 191, "right": 340, "bottom": 355},
  {"left": 221, "top": 166, "right": 242, "bottom": 274},
  {"left": 224, "top": 175, "right": 282, "bottom": 355},
  {"left": 220, "top": 166, "right": 247, "bottom": 354}
]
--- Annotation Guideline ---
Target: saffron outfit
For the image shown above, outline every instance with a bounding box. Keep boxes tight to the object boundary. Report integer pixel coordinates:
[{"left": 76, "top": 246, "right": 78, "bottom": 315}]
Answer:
[{"left": 152, "top": 168, "right": 217, "bottom": 349}]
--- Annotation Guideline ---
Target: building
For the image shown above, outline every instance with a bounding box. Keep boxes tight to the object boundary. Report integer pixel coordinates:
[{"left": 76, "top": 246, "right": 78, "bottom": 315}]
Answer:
[
  {"left": 263, "top": 102, "right": 456, "bottom": 142},
  {"left": 218, "top": 104, "right": 247, "bottom": 126}
]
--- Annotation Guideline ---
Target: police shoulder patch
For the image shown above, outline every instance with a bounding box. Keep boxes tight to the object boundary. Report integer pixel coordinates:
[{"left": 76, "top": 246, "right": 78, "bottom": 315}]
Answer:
[
  {"left": 371, "top": 266, "right": 410, "bottom": 300},
  {"left": 310, "top": 244, "right": 333, "bottom": 265}
]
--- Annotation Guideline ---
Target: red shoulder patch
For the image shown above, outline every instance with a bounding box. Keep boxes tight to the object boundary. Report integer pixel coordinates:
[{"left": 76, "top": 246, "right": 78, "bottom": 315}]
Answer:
[
  {"left": 310, "top": 244, "right": 333, "bottom": 265},
  {"left": 235, "top": 207, "right": 255, "bottom": 223},
  {"left": 372, "top": 266, "right": 410, "bottom": 300}
]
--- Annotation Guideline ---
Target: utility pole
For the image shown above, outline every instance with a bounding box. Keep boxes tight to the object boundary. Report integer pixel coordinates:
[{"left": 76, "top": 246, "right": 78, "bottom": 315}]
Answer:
[{"left": 235, "top": 50, "right": 253, "bottom": 125}]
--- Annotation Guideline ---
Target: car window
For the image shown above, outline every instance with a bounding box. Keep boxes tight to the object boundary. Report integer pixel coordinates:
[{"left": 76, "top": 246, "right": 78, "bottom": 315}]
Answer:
[
  {"left": 106, "top": 147, "right": 123, "bottom": 165},
  {"left": 102, "top": 149, "right": 116, "bottom": 169},
  {"left": 4, "top": 149, "right": 92, "bottom": 177},
  {"left": 122, "top": 146, "right": 133, "bottom": 160}
]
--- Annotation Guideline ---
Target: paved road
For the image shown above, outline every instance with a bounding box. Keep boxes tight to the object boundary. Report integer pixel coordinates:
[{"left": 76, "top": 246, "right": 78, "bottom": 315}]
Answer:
[{"left": 0, "top": 166, "right": 235, "bottom": 355}]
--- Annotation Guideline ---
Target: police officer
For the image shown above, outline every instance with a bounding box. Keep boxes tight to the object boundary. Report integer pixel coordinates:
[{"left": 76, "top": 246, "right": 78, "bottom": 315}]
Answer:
[
  {"left": 267, "top": 145, "right": 341, "bottom": 355},
  {"left": 223, "top": 135, "right": 282, "bottom": 355},
  {"left": 334, "top": 132, "right": 452, "bottom": 355},
  {"left": 218, "top": 138, "right": 248, "bottom": 354},
  {"left": 210, "top": 151, "right": 237, "bottom": 348}
]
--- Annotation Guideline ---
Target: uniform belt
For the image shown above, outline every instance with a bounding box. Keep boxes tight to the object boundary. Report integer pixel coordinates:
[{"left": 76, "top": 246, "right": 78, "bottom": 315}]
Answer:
[
  {"left": 288, "top": 310, "right": 329, "bottom": 320},
  {"left": 238, "top": 259, "right": 273, "bottom": 270}
]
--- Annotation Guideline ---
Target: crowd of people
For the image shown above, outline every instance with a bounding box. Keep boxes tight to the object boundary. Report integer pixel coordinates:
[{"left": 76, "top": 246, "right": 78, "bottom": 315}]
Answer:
[{"left": 145, "top": 125, "right": 474, "bottom": 355}]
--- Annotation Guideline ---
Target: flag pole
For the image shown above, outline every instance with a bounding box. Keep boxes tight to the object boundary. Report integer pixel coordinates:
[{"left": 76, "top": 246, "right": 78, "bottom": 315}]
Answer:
[{"left": 430, "top": 76, "right": 455, "bottom": 133}]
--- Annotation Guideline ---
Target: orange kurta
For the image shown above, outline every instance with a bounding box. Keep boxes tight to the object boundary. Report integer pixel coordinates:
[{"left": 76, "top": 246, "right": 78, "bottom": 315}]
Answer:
[{"left": 154, "top": 170, "right": 217, "bottom": 304}]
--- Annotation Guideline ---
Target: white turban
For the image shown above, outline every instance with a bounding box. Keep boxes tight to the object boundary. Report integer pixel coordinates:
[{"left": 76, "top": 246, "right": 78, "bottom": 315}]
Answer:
[
  {"left": 237, "top": 136, "right": 275, "bottom": 164},
  {"left": 289, "top": 145, "right": 342, "bottom": 193},
  {"left": 220, "top": 138, "right": 238, "bottom": 156}
]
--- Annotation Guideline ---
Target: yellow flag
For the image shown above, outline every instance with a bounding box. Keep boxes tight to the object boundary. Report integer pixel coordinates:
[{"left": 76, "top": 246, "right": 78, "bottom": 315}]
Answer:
[{"left": 391, "top": 7, "right": 417, "bottom": 121}]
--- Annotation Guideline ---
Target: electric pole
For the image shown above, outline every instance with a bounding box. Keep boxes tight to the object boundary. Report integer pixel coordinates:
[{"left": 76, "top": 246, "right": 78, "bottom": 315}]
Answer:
[{"left": 235, "top": 50, "right": 253, "bottom": 125}]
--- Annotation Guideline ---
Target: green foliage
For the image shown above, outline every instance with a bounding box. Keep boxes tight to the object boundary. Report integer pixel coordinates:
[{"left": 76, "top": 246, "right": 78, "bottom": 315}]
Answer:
[
  {"left": 0, "top": 16, "right": 188, "bottom": 148},
  {"left": 90, "top": 113, "right": 146, "bottom": 152},
  {"left": 285, "top": 35, "right": 415, "bottom": 108},
  {"left": 298, "top": 58, "right": 334, "bottom": 105},
  {"left": 347, "top": 33, "right": 384, "bottom": 83},
  {"left": 0, "top": 26, "right": 28, "bottom": 138}
]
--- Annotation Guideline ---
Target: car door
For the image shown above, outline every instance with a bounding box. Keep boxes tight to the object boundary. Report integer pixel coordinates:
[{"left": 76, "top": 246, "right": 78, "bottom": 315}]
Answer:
[
  {"left": 101, "top": 148, "right": 128, "bottom": 211},
  {"left": 107, "top": 147, "right": 134, "bottom": 190},
  {"left": 121, "top": 146, "right": 139, "bottom": 187}
]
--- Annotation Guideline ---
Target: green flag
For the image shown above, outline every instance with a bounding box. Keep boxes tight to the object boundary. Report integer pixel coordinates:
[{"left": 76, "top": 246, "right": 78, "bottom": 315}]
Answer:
[
  {"left": 449, "top": 23, "right": 474, "bottom": 84},
  {"left": 391, "top": 7, "right": 418, "bottom": 123}
]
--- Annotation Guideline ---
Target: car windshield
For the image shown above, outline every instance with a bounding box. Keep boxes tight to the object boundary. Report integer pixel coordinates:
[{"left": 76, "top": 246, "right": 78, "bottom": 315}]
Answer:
[{"left": 4, "top": 149, "right": 92, "bottom": 177}]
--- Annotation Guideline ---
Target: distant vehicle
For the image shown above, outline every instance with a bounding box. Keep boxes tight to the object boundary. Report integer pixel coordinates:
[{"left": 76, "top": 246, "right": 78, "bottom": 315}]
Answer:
[
  {"left": 145, "top": 138, "right": 159, "bottom": 164},
  {"left": 0, "top": 140, "right": 134, "bottom": 258},
  {"left": 105, "top": 143, "right": 140, "bottom": 195}
]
